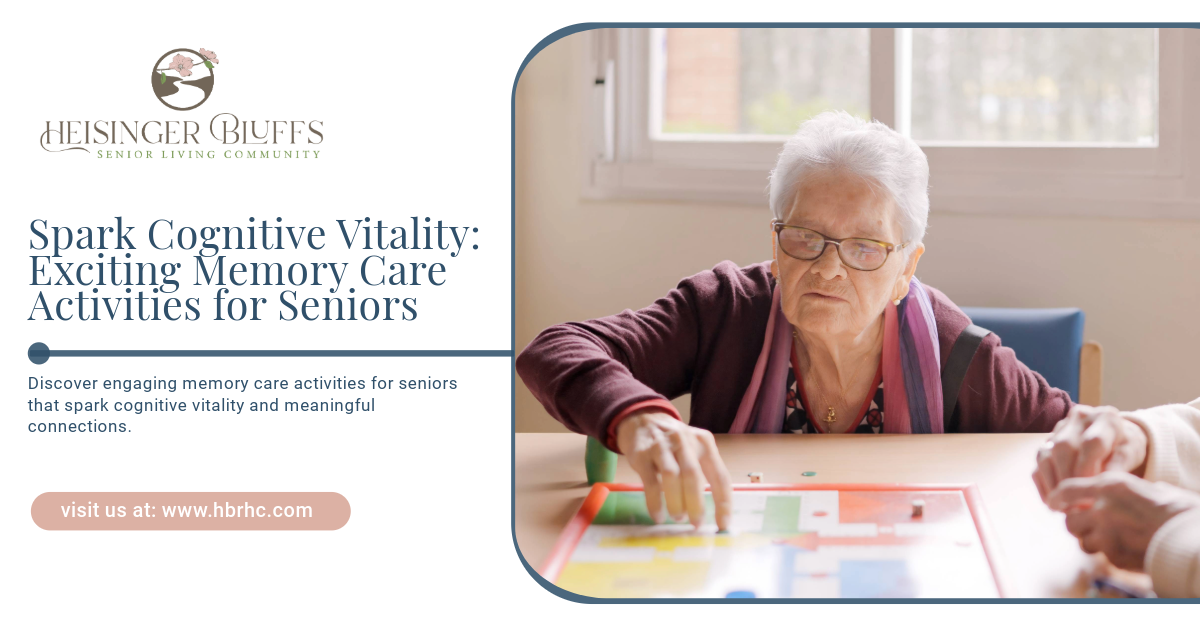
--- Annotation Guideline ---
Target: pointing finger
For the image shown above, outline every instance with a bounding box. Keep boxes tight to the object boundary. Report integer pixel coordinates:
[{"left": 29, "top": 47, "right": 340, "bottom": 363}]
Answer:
[
  {"left": 652, "top": 432, "right": 684, "bottom": 522},
  {"left": 695, "top": 429, "right": 733, "bottom": 531},
  {"left": 630, "top": 457, "right": 665, "bottom": 524},
  {"left": 670, "top": 430, "right": 706, "bottom": 528}
]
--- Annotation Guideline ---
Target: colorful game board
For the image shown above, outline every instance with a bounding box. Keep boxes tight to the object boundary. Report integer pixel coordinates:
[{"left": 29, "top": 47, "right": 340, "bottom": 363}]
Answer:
[{"left": 543, "top": 484, "right": 1008, "bottom": 598}]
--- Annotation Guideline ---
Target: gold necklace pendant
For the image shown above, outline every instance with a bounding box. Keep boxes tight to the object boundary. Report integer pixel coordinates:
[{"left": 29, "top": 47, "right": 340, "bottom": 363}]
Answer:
[{"left": 824, "top": 406, "right": 836, "bottom": 424}]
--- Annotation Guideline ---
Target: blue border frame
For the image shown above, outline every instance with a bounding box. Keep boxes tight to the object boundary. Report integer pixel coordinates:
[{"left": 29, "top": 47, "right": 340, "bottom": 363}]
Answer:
[{"left": 509, "top": 22, "right": 1199, "bottom": 604}]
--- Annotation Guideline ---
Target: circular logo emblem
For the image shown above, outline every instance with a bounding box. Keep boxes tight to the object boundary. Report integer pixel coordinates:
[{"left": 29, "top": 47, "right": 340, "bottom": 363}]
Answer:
[{"left": 151, "top": 48, "right": 218, "bottom": 111}]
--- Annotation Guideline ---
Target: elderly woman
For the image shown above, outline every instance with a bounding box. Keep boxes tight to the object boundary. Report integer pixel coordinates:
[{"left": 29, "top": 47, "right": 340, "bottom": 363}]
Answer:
[{"left": 517, "top": 112, "right": 1071, "bottom": 530}]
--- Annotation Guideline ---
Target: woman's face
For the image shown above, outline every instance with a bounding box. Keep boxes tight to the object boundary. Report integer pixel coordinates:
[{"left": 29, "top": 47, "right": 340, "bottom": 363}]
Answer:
[{"left": 771, "top": 169, "right": 924, "bottom": 340}]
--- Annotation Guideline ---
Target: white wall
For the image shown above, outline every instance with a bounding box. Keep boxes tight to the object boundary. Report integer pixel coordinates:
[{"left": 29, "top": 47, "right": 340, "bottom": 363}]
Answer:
[{"left": 516, "top": 34, "right": 1200, "bottom": 433}]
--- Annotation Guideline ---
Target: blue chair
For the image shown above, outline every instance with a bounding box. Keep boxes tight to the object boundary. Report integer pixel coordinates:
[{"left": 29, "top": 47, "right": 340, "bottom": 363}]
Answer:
[{"left": 960, "top": 307, "right": 1102, "bottom": 405}]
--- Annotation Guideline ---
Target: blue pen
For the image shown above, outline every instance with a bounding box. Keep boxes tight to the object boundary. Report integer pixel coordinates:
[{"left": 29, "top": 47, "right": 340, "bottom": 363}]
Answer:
[{"left": 1091, "top": 577, "right": 1153, "bottom": 599}]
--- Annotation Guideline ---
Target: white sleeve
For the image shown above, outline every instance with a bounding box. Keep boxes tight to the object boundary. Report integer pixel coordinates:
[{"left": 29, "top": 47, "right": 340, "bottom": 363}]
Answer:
[
  {"left": 1145, "top": 507, "right": 1200, "bottom": 598},
  {"left": 1122, "top": 398, "right": 1200, "bottom": 492}
]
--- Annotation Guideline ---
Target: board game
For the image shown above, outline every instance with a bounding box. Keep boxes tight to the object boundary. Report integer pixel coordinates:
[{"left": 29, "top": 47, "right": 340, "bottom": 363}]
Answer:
[{"left": 543, "top": 483, "right": 1009, "bottom": 598}]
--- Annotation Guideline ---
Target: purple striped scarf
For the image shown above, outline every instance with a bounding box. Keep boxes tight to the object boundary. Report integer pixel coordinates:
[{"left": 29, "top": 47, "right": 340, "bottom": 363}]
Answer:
[{"left": 729, "top": 278, "right": 944, "bottom": 434}]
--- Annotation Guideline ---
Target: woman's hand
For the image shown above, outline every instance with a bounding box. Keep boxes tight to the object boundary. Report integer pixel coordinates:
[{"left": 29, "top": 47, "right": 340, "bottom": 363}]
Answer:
[
  {"left": 1032, "top": 405, "right": 1148, "bottom": 502},
  {"left": 615, "top": 411, "right": 733, "bottom": 531},
  {"left": 1047, "top": 472, "right": 1200, "bottom": 571}
]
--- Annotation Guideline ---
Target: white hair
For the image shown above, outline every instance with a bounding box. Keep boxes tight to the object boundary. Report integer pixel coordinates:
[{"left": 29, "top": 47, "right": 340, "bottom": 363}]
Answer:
[{"left": 768, "top": 111, "right": 930, "bottom": 248}]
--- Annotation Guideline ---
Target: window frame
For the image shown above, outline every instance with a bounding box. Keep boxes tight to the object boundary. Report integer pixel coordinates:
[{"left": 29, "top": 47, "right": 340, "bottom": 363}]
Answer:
[{"left": 580, "top": 27, "right": 1194, "bottom": 219}]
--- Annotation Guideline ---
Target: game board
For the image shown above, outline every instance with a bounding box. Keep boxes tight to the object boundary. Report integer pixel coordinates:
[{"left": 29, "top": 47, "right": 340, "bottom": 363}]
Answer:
[{"left": 543, "top": 483, "right": 1009, "bottom": 598}]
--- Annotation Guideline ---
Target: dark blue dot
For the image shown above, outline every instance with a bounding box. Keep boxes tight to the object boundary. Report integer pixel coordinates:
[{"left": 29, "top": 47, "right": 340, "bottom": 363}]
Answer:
[{"left": 28, "top": 343, "right": 50, "bottom": 365}]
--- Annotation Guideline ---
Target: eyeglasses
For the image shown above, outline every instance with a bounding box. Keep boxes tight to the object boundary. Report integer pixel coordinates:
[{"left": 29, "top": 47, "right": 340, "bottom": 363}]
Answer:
[{"left": 772, "top": 221, "right": 907, "bottom": 272}]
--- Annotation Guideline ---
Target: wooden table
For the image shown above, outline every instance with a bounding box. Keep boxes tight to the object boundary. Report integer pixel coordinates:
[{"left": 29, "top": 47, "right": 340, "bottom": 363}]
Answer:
[{"left": 515, "top": 432, "right": 1149, "bottom": 598}]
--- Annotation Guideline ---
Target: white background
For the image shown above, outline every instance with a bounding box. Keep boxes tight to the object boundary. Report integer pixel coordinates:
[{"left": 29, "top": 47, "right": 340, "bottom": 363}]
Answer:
[{"left": 0, "top": 1, "right": 1194, "bottom": 625}]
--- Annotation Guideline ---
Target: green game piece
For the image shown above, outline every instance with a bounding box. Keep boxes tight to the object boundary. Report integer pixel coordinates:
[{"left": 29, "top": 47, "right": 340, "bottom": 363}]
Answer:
[
  {"left": 593, "top": 492, "right": 656, "bottom": 525},
  {"left": 592, "top": 489, "right": 718, "bottom": 526},
  {"left": 802, "top": 471, "right": 817, "bottom": 477},
  {"left": 585, "top": 436, "right": 617, "bottom": 485}
]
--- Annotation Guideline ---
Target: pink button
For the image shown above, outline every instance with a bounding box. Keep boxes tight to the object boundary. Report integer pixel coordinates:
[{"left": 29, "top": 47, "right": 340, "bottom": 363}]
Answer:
[{"left": 32, "top": 492, "right": 350, "bottom": 530}]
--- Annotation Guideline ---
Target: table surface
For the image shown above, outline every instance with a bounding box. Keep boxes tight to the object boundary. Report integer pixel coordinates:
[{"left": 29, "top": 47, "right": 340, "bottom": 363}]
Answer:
[{"left": 514, "top": 432, "right": 1150, "bottom": 598}]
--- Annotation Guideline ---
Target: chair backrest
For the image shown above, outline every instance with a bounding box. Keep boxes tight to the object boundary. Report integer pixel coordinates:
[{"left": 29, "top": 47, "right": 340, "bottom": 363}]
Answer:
[{"left": 959, "top": 307, "right": 1085, "bottom": 402}]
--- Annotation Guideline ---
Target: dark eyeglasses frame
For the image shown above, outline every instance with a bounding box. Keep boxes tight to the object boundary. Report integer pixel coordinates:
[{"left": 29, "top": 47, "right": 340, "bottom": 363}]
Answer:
[{"left": 771, "top": 220, "right": 908, "bottom": 272}]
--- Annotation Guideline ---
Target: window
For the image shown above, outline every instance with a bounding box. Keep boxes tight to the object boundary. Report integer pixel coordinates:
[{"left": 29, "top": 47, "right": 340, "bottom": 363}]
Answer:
[
  {"left": 906, "top": 28, "right": 1157, "bottom": 145},
  {"left": 652, "top": 28, "right": 870, "bottom": 139},
  {"left": 582, "top": 28, "right": 1191, "bottom": 218}
]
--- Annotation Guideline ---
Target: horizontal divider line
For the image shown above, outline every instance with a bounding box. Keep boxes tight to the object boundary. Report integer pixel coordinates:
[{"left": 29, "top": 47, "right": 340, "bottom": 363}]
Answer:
[
  {"left": 27, "top": 343, "right": 512, "bottom": 364},
  {"left": 44, "top": 350, "right": 513, "bottom": 357}
]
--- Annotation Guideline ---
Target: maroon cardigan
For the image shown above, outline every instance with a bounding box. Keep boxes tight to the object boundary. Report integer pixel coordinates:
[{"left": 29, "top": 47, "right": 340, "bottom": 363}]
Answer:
[{"left": 517, "top": 261, "right": 1072, "bottom": 443}]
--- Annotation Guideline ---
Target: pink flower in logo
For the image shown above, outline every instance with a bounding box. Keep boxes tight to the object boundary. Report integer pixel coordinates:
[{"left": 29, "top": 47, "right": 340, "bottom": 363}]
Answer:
[
  {"left": 199, "top": 48, "right": 219, "bottom": 64},
  {"left": 171, "top": 54, "right": 194, "bottom": 77}
]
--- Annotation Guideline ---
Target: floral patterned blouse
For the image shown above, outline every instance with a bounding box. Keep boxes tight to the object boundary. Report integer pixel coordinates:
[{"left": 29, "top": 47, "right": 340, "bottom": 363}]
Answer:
[{"left": 783, "top": 347, "right": 885, "bottom": 434}]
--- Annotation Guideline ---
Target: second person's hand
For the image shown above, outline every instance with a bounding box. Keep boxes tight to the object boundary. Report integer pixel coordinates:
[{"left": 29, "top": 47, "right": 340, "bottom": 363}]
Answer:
[{"left": 1033, "top": 405, "right": 1149, "bottom": 502}]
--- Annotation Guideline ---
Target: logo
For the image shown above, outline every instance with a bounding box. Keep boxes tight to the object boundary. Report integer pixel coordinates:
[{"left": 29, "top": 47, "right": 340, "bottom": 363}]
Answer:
[
  {"left": 41, "top": 46, "right": 324, "bottom": 159},
  {"left": 151, "top": 48, "right": 219, "bottom": 111}
]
